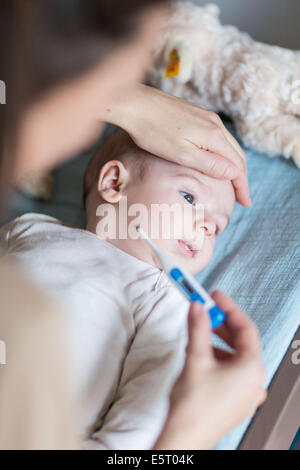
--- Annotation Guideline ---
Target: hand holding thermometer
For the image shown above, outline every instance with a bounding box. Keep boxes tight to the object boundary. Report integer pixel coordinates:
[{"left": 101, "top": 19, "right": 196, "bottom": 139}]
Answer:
[{"left": 137, "top": 227, "right": 226, "bottom": 329}]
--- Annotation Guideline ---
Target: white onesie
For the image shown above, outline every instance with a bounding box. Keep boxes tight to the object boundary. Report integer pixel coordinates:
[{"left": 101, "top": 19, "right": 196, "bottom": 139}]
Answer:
[{"left": 0, "top": 213, "right": 189, "bottom": 450}]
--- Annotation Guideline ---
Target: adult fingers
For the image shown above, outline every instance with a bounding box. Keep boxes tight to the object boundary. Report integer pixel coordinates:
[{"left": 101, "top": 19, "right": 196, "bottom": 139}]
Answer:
[
  {"left": 185, "top": 301, "right": 213, "bottom": 360},
  {"left": 208, "top": 112, "right": 246, "bottom": 163},
  {"left": 211, "top": 290, "right": 262, "bottom": 358},
  {"left": 212, "top": 347, "right": 233, "bottom": 361},
  {"left": 181, "top": 144, "right": 239, "bottom": 180},
  {"left": 182, "top": 136, "right": 251, "bottom": 207},
  {"left": 220, "top": 126, "right": 251, "bottom": 206},
  {"left": 231, "top": 172, "right": 252, "bottom": 207},
  {"left": 202, "top": 112, "right": 251, "bottom": 206},
  {"left": 186, "top": 125, "right": 244, "bottom": 177}
]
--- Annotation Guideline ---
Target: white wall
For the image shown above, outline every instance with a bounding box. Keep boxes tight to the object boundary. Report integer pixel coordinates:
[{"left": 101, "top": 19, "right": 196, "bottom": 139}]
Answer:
[{"left": 190, "top": 0, "right": 300, "bottom": 49}]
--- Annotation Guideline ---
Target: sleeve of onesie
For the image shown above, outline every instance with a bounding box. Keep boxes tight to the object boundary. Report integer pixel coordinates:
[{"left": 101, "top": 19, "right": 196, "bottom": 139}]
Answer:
[{"left": 84, "top": 286, "right": 189, "bottom": 450}]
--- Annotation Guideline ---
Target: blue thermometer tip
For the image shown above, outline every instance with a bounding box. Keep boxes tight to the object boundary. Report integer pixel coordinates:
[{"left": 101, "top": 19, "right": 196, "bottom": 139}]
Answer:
[
  {"left": 136, "top": 227, "right": 226, "bottom": 329},
  {"left": 170, "top": 268, "right": 226, "bottom": 329},
  {"left": 207, "top": 305, "right": 226, "bottom": 329}
]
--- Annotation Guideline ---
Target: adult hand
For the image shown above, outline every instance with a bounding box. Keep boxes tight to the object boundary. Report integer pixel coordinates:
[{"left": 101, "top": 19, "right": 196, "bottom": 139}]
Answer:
[
  {"left": 154, "top": 291, "right": 266, "bottom": 450},
  {"left": 104, "top": 84, "right": 251, "bottom": 207}
]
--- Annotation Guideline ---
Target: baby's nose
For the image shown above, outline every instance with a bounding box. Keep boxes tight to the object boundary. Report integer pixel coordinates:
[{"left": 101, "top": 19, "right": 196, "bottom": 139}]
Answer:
[{"left": 194, "top": 214, "right": 217, "bottom": 238}]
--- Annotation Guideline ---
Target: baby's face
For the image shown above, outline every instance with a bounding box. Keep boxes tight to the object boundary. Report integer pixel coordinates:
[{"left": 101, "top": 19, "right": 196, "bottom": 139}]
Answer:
[{"left": 123, "top": 157, "right": 235, "bottom": 274}]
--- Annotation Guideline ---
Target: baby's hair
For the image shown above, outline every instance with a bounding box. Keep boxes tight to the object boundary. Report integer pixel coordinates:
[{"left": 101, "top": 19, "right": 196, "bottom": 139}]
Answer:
[{"left": 83, "top": 128, "right": 150, "bottom": 208}]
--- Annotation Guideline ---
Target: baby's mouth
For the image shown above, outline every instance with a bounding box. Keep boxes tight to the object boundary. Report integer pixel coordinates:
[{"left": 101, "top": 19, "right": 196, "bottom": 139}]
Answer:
[{"left": 177, "top": 240, "right": 199, "bottom": 258}]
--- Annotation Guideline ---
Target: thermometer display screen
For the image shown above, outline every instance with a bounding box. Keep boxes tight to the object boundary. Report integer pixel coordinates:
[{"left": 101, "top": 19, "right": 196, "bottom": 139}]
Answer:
[{"left": 181, "top": 279, "right": 195, "bottom": 295}]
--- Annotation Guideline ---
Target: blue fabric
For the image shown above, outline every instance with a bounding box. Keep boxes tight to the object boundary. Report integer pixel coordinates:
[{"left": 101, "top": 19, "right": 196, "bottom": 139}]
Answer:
[
  {"left": 5, "top": 125, "right": 300, "bottom": 449},
  {"left": 290, "top": 428, "right": 300, "bottom": 450},
  {"left": 196, "top": 133, "right": 300, "bottom": 449}
]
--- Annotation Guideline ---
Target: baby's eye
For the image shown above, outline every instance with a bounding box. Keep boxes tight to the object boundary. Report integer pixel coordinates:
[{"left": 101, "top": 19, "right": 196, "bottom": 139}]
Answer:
[{"left": 180, "top": 191, "right": 194, "bottom": 205}]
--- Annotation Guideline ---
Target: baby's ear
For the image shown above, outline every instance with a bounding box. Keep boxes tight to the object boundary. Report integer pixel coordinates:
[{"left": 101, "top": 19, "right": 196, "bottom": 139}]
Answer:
[
  {"left": 163, "top": 37, "right": 194, "bottom": 84},
  {"left": 97, "top": 160, "right": 129, "bottom": 203}
]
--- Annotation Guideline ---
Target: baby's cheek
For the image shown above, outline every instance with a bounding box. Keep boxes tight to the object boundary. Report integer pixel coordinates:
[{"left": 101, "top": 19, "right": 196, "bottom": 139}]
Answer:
[{"left": 196, "top": 238, "right": 215, "bottom": 270}]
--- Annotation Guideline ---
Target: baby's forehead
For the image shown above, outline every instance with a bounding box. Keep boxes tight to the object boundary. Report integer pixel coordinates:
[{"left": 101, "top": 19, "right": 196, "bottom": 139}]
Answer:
[
  {"left": 173, "top": 166, "right": 235, "bottom": 211},
  {"left": 171, "top": 164, "right": 219, "bottom": 186},
  {"left": 122, "top": 141, "right": 235, "bottom": 213},
  {"left": 152, "top": 158, "right": 233, "bottom": 192}
]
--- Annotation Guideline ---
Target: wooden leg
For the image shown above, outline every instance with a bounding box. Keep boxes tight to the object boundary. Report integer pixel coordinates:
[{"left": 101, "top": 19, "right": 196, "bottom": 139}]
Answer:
[{"left": 239, "top": 327, "right": 300, "bottom": 450}]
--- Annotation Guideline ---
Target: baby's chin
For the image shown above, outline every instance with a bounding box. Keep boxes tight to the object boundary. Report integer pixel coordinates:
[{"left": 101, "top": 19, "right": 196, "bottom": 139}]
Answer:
[{"left": 178, "top": 256, "right": 211, "bottom": 276}]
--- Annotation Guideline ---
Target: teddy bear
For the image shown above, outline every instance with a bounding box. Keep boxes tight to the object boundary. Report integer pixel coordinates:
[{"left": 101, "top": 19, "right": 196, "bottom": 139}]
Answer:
[{"left": 148, "top": 2, "right": 300, "bottom": 168}]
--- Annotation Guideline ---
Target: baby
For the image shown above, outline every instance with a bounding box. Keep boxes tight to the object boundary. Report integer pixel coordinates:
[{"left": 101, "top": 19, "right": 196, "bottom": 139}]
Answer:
[
  {"left": 0, "top": 128, "right": 235, "bottom": 450},
  {"left": 84, "top": 128, "right": 235, "bottom": 275}
]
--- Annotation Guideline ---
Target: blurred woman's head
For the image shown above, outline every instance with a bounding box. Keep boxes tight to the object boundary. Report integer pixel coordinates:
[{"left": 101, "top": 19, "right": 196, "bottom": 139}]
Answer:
[{"left": 0, "top": 0, "right": 167, "bottom": 185}]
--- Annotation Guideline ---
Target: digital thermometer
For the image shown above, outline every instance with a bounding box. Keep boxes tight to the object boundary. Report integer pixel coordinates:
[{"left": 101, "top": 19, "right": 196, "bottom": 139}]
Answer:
[{"left": 137, "top": 227, "right": 226, "bottom": 329}]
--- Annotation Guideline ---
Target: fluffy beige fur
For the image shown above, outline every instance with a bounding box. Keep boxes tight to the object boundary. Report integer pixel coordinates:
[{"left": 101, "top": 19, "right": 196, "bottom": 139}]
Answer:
[{"left": 149, "top": 2, "right": 300, "bottom": 167}]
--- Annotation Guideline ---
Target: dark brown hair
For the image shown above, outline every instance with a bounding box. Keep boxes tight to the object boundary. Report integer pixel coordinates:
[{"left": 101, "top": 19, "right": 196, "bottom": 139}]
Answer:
[{"left": 0, "top": 0, "right": 166, "bottom": 188}]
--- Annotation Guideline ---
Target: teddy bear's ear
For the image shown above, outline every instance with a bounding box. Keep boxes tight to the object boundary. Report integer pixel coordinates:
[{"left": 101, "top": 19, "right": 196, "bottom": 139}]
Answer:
[
  {"left": 203, "top": 3, "right": 220, "bottom": 18},
  {"left": 163, "top": 37, "right": 194, "bottom": 84}
]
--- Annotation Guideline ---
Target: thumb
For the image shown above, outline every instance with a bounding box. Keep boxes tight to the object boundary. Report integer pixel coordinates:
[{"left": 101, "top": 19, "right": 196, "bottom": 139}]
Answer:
[{"left": 186, "top": 302, "right": 212, "bottom": 358}]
